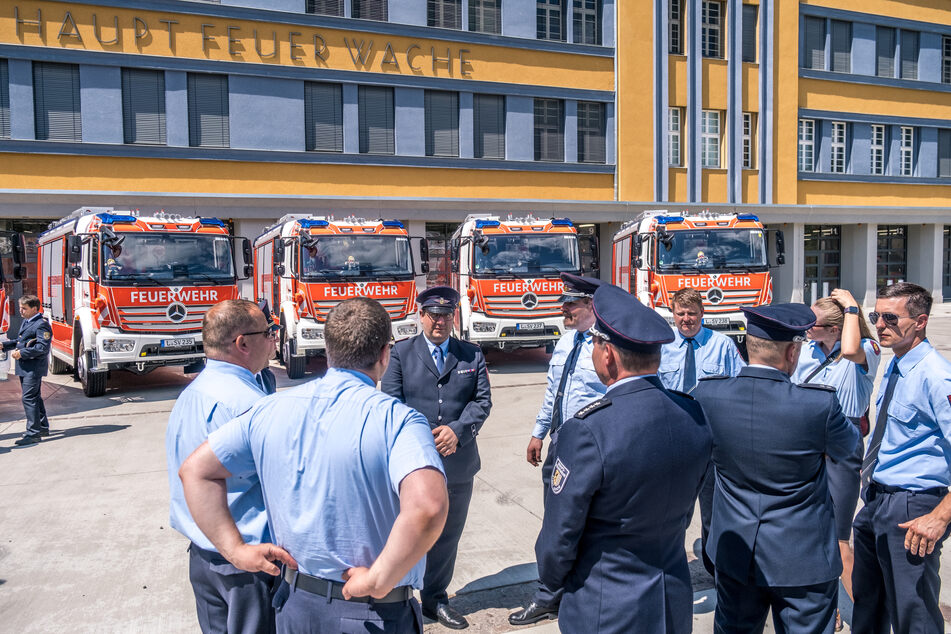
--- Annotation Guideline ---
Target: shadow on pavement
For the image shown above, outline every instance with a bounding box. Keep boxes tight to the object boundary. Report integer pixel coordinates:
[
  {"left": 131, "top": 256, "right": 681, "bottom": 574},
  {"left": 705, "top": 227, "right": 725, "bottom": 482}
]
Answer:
[
  {"left": 0, "top": 422, "right": 130, "bottom": 454},
  {"left": 484, "top": 347, "right": 550, "bottom": 375}
]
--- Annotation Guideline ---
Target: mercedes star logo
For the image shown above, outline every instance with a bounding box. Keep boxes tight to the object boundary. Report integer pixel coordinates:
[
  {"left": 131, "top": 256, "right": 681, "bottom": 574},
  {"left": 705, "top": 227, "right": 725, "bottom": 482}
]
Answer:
[
  {"left": 167, "top": 302, "right": 187, "bottom": 323},
  {"left": 521, "top": 292, "right": 539, "bottom": 309},
  {"left": 706, "top": 287, "right": 724, "bottom": 305}
]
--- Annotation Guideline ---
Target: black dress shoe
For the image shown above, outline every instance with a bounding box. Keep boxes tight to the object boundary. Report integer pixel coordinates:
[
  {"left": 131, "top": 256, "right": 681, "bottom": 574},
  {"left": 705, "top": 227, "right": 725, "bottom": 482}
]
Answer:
[
  {"left": 38, "top": 430, "right": 50, "bottom": 437},
  {"left": 422, "top": 603, "right": 469, "bottom": 630},
  {"left": 14, "top": 435, "right": 40, "bottom": 446},
  {"left": 508, "top": 601, "right": 558, "bottom": 626}
]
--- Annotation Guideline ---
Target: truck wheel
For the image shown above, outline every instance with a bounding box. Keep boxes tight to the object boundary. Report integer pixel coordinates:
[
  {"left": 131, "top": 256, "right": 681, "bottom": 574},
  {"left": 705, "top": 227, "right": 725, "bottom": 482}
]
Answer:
[
  {"left": 77, "top": 344, "right": 106, "bottom": 397},
  {"left": 49, "top": 353, "right": 71, "bottom": 375},
  {"left": 281, "top": 329, "right": 306, "bottom": 380}
]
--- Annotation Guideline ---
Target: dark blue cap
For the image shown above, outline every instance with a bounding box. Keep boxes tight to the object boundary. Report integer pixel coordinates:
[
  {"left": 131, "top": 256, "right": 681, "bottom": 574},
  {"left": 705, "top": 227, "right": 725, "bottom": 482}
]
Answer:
[
  {"left": 417, "top": 286, "right": 459, "bottom": 314},
  {"left": 741, "top": 303, "right": 816, "bottom": 341},
  {"left": 559, "top": 272, "right": 602, "bottom": 303},
  {"left": 590, "top": 284, "right": 675, "bottom": 348}
]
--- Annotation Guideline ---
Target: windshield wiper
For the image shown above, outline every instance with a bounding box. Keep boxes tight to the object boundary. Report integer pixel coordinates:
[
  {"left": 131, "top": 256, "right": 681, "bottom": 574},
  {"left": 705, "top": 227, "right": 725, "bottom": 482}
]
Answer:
[{"left": 188, "top": 273, "right": 232, "bottom": 285}]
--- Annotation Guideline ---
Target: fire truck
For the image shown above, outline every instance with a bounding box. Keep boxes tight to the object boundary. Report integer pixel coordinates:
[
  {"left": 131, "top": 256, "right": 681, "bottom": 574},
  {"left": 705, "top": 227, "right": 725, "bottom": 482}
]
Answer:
[
  {"left": 0, "top": 231, "right": 27, "bottom": 336},
  {"left": 37, "top": 208, "right": 250, "bottom": 397},
  {"left": 450, "top": 214, "right": 582, "bottom": 351},
  {"left": 612, "top": 210, "right": 784, "bottom": 343},
  {"left": 253, "top": 215, "right": 428, "bottom": 379}
]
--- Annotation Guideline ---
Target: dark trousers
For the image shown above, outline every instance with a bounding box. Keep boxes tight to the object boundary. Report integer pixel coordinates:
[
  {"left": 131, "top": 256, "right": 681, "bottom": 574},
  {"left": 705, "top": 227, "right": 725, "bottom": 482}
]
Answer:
[
  {"left": 827, "top": 426, "right": 864, "bottom": 541},
  {"left": 188, "top": 543, "right": 276, "bottom": 634},
  {"left": 714, "top": 570, "right": 837, "bottom": 634},
  {"left": 698, "top": 463, "right": 716, "bottom": 576},
  {"left": 532, "top": 441, "right": 564, "bottom": 608},
  {"left": 421, "top": 480, "right": 473, "bottom": 608},
  {"left": 852, "top": 486, "right": 948, "bottom": 634},
  {"left": 273, "top": 579, "right": 422, "bottom": 634},
  {"left": 20, "top": 373, "right": 48, "bottom": 437}
]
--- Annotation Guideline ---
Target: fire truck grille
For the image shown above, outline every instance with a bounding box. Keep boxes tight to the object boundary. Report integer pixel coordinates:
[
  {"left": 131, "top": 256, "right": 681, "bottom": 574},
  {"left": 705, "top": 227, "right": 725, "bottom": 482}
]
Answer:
[
  {"left": 481, "top": 294, "right": 563, "bottom": 318},
  {"left": 310, "top": 298, "right": 410, "bottom": 322},
  {"left": 680, "top": 289, "right": 762, "bottom": 314},
  {"left": 114, "top": 304, "right": 211, "bottom": 332}
]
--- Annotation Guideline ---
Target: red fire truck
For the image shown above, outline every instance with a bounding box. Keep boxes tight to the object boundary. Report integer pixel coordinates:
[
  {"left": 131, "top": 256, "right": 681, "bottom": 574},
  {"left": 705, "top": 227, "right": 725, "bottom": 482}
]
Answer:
[
  {"left": 253, "top": 215, "right": 428, "bottom": 379},
  {"left": 37, "top": 208, "right": 250, "bottom": 396}
]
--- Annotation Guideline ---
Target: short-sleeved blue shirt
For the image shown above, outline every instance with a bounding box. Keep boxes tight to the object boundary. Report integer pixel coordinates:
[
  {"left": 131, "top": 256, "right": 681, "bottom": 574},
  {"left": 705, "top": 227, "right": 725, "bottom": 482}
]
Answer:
[
  {"left": 533, "top": 329, "right": 606, "bottom": 439},
  {"left": 659, "top": 327, "right": 746, "bottom": 392},
  {"left": 871, "top": 339, "right": 951, "bottom": 490},
  {"left": 208, "top": 367, "right": 445, "bottom": 586},
  {"left": 166, "top": 359, "right": 269, "bottom": 551},
  {"left": 792, "top": 338, "right": 882, "bottom": 419}
]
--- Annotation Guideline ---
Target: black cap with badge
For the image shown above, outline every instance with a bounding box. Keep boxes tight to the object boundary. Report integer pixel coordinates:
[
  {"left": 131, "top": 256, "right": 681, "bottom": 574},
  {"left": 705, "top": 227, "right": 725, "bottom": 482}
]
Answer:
[
  {"left": 417, "top": 286, "right": 460, "bottom": 315},
  {"left": 589, "top": 284, "right": 675, "bottom": 348},
  {"left": 741, "top": 303, "right": 816, "bottom": 341},
  {"left": 559, "top": 272, "right": 603, "bottom": 304}
]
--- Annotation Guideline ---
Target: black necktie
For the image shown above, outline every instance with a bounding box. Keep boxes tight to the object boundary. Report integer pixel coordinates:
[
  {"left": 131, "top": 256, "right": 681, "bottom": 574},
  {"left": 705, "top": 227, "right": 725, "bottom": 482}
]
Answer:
[
  {"left": 682, "top": 337, "right": 697, "bottom": 392},
  {"left": 861, "top": 364, "right": 900, "bottom": 493},
  {"left": 255, "top": 373, "right": 266, "bottom": 392},
  {"left": 551, "top": 332, "right": 585, "bottom": 433}
]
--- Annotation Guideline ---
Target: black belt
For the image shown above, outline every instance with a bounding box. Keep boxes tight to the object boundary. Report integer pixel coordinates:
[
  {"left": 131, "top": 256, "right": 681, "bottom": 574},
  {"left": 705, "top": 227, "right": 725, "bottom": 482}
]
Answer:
[
  {"left": 868, "top": 481, "right": 948, "bottom": 497},
  {"left": 283, "top": 568, "right": 413, "bottom": 604}
]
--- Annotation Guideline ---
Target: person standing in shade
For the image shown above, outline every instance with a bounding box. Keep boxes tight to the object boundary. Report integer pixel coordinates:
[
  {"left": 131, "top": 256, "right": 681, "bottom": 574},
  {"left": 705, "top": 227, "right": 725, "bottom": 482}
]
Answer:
[
  {"left": 791, "top": 288, "right": 880, "bottom": 630},
  {"left": 509, "top": 273, "right": 606, "bottom": 627},
  {"left": 5, "top": 295, "right": 53, "bottom": 446},
  {"left": 535, "top": 283, "right": 712, "bottom": 634},
  {"left": 180, "top": 297, "right": 448, "bottom": 633},
  {"left": 381, "top": 286, "right": 491, "bottom": 630},
  {"left": 852, "top": 282, "right": 951, "bottom": 634},
  {"left": 166, "top": 299, "right": 277, "bottom": 633},
  {"left": 692, "top": 304, "right": 858, "bottom": 634}
]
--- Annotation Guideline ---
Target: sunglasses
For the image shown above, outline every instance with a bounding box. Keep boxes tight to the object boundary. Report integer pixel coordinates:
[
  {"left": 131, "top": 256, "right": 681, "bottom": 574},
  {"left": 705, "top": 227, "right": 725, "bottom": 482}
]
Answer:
[
  {"left": 868, "top": 312, "right": 905, "bottom": 327},
  {"left": 233, "top": 329, "right": 278, "bottom": 342}
]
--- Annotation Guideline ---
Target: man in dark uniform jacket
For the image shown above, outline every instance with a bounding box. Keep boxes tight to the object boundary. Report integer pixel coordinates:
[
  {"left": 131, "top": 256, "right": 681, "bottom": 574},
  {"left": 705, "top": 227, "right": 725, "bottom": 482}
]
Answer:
[
  {"left": 692, "top": 304, "right": 859, "bottom": 634},
  {"left": 535, "top": 283, "right": 712, "bottom": 634},
  {"left": 4, "top": 295, "right": 53, "bottom": 446},
  {"left": 381, "top": 286, "right": 492, "bottom": 630}
]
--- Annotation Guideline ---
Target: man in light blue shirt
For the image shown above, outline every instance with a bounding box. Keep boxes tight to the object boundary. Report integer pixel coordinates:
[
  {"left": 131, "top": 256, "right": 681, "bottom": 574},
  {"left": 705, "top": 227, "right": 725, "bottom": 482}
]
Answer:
[
  {"left": 659, "top": 288, "right": 745, "bottom": 393},
  {"left": 166, "top": 299, "right": 277, "bottom": 634},
  {"left": 853, "top": 282, "right": 951, "bottom": 633},
  {"left": 180, "top": 297, "right": 449, "bottom": 634}
]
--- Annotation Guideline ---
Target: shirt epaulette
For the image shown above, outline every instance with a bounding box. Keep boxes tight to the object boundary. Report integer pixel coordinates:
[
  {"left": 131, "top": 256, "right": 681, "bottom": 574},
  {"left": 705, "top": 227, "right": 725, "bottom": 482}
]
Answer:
[
  {"left": 575, "top": 398, "right": 611, "bottom": 419},
  {"left": 799, "top": 382, "right": 837, "bottom": 392},
  {"left": 698, "top": 375, "right": 730, "bottom": 381}
]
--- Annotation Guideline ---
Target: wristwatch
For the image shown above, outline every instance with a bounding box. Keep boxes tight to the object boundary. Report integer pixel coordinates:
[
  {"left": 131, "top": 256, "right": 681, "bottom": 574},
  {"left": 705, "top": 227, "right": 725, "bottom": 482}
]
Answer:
[{"left": 844, "top": 306, "right": 859, "bottom": 315}]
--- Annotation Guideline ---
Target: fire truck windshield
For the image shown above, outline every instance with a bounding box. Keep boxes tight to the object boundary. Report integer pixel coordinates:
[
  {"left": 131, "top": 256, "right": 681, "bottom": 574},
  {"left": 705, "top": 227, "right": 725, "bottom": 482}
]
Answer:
[
  {"left": 101, "top": 233, "right": 235, "bottom": 284},
  {"left": 300, "top": 235, "right": 413, "bottom": 278},
  {"left": 656, "top": 229, "right": 768, "bottom": 271},
  {"left": 473, "top": 234, "right": 580, "bottom": 276}
]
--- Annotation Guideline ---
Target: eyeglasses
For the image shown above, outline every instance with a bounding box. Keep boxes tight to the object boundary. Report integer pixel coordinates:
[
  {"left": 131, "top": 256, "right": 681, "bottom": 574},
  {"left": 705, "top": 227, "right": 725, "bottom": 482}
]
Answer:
[
  {"left": 869, "top": 312, "right": 905, "bottom": 327},
  {"left": 423, "top": 312, "right": 453, "bottom": 322},
  {"left": 233, "top": 330, "right": 278, "bottom": 342}
]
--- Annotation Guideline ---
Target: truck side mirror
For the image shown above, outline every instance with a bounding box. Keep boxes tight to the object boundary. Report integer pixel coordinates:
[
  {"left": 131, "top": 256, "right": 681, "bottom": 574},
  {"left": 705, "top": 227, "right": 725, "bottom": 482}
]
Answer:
[
  {"left": 68, "top": 265, "right": 82, "bottom": 279},
  {"left": 774, "top": 230, "right": 786, "bottom": 266},
  {"left": 67, "top": 235, "right": 83, "bottom": 265},
  {"left": 450, "top": 238, "right": 460, "bottom": 273},
  {"left": 273, "top": 240, "right": 285, "bottom": 264},
  {"left": 233, "top": 237, "right": 251, "bottom": 280},
  {"left": 241, "top": 237, "right": 252, "bottom": 266},
  {"left": 274, "top": 263, "right": 286, "bottom": 277},
  {"left": 13, "top": 265, "right": 27, "bottom": 281},
  {"left": 418, "top": 238, "right": 430, "bottom": 275}
]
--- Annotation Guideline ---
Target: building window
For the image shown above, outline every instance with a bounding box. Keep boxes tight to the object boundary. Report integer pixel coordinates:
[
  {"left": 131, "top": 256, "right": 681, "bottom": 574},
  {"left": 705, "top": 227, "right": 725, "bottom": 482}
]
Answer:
[
  {"left": 425, "top": 90, "right": 459, "bottom": 157},
  {"left": 429, "top": 0, "right": 462, "bottom": 29},
  {"left": 900, "top": 126, "right": 914, "bottom": 176},
  {"left": 876, "top": 26, "right": 895, "bottom": 78},
  {"left": 701, "top": 1, "right": 723, "bottom": 58},
  {"left": 668, "top": 107, "right": 682, "bottom": 167},
  {"left": 577, "top": 101, "right": 605, "bottom": 163},
  {"left": 804, "top": 225, "right": 841, "bottom": 305},
  {"left": 803, "top": 16, "right": 825, "bottom": 70},
  {"left": 742, "top": 112, "right": 756, "bottom": 169},
  {"left": 870, "top": 124, "right": 885, "bottom": 176},
  {"left": 0, "top": 59, "right": 9, "bottom": 139},
  {"left": 742, "top": 4, "right": 758, "bottom": 63},
  {"left": 830, "top": 20, "right": 851, "bottom": 73},
  {"left": 306, "top": 0, "right": 342, "bottom": 15},
  {"left": 187, "top": 73, "right": 229, "bottom": 148},
  {"left": 537, "top": 0, "right": 566, "bottom": 41},
  {"left": 358, "top": 86, "right": 394, "bottom": 154},
  {"left": 33, "top": 62, "right": 81, "bottom": 142},
  {"left": 700, "top": 110, "right": 720, "bottom": 168},
  {"left": 830, "top": 121, "right": 846, "bottom": 173},
  {"left": 877, "top": 225, "right": 907, "bottom": 289},
  {"left": 573, "top": 0, "right": 601, "bottom": 46},
  {"left": 469, "top": 0, "right": 501, "bottom": 34},
  {"left": 939, "top": 129, "right": 951, "bottom": 178},
  {"left": 305, "top": 82, "right": 343, "bottom": 152},
  {"left": 669, "top": 0, "right": 683, "bottom": 55},
  {"left": 474, "top": 94, "right": 505, "bottom": 159},
  {"left": 900, "top": 30, "right": 919, "bottom": 80},
  {"left": 943, "top": 36, "right": 951, "bottom": 84},
  {"left": 534, "top": 98, "right": 564, "bottom": 162},
  {"left": 798, "top": 119, "right": 815, "bottom": 172},
  {"left": 353, "top": 0, "right": 388, "bottom": 20},
  {"left": 121, "top": 69, "right": 166, "bottom": 145}
]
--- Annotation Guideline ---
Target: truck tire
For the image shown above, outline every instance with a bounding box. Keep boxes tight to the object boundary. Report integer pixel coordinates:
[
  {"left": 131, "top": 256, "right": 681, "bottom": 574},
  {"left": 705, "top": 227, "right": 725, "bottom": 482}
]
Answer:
[
  {"left": 77, "top": 343, "right": 106, "bottom": 397},
  {"left": 281, "top": 327, "right": 306, "bottom": 380},
  {"left": 49, "top": 352, "right": 71, "bottom": 375}
]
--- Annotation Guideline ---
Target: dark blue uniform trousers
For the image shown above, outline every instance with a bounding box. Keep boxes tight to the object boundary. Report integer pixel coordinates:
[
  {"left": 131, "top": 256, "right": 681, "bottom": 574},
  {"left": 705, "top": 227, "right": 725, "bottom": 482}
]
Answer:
[
  {"left": 714, "top": 570, "right": 838, "bottom": 634},
  {"left": 20, "top": 374, "right": 49, "bottom": 437},
  {"left": 188, "top": 544, "right": 276, "bottom": 634},
  {"left": 421, "top": 480, "right": 473, "bottom": 609},
  {"left": 273, "top": 579, "right": 422, "bottom": 633},
  {"left": 531, "top": 441, "right": 565, "bottom": 608},
  {"left": 852, "top": 487, "right": 948, "bottom": 634}
]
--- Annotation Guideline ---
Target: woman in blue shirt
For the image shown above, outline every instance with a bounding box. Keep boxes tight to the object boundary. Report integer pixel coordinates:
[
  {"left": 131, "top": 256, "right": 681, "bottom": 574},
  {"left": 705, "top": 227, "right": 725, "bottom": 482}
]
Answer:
[{"left": 792, "top": 288, "right": 881, "bottom": 630}]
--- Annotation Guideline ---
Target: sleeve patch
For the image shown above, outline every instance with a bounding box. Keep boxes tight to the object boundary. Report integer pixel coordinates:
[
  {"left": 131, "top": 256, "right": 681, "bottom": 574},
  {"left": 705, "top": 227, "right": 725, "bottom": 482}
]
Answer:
[
  {"left": 574, "top": 398, "right": 611, "bottom": 419},
  {"left": 43, "top": 331, "right": 51, "bottom": 340},
  {"left": 871, "top": 341, "right": 881, "bottom": 355},
  {"left": 551, "top": 457, "right": 570, "bottom": 494}
]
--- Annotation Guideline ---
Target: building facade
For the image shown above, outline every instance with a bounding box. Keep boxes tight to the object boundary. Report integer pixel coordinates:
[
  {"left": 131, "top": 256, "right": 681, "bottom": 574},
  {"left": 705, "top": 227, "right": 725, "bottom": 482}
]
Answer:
[{"left": 0, "top": 0, "right": 948, "bottom": 303}]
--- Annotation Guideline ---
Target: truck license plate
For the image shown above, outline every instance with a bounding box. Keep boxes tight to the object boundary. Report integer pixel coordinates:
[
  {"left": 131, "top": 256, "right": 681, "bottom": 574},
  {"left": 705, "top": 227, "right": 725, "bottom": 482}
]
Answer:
[
  {"left": 161, "top": 337, "right": 195, "bottom": 348},
  {"left": 516, "top": 322, "right": 544, "bottom": 331},
  {"left": 703, "top": 317, "right": 730, "bottom": 326}
]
